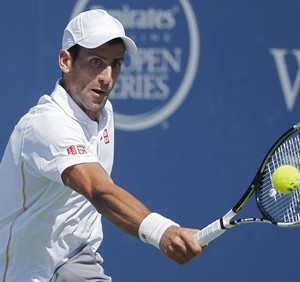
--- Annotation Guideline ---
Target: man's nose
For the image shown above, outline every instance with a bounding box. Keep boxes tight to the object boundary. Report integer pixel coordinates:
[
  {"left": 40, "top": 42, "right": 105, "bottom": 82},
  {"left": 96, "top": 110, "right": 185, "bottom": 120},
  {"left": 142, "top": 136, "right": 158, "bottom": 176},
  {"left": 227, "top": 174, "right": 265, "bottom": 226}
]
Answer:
[{"left": 98, "top": 65, "right": 112, "bottom": 84}]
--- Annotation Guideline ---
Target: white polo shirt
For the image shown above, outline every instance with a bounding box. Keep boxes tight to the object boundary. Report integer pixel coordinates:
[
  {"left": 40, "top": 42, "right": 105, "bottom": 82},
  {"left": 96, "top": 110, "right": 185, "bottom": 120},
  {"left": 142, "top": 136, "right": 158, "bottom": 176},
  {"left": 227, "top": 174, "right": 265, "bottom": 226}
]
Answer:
[{"left": 0, "top": 81, "right": 114, "bottom": 282}]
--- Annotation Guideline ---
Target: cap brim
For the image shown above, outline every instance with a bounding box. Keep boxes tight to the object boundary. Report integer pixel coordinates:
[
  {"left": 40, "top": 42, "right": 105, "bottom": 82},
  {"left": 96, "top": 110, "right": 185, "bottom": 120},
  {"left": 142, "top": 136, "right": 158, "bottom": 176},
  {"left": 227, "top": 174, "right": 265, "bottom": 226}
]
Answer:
[{"left": 77, "top": 33, "right": 137, "bottom": 54}]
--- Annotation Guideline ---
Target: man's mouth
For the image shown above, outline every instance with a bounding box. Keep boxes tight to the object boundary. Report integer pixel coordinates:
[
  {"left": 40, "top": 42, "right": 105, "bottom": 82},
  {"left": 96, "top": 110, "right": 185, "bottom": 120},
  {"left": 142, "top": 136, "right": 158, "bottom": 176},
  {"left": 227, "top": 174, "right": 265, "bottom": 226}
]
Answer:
[{"left": 92, "top": 89, "right": 106, "bottom": 96}]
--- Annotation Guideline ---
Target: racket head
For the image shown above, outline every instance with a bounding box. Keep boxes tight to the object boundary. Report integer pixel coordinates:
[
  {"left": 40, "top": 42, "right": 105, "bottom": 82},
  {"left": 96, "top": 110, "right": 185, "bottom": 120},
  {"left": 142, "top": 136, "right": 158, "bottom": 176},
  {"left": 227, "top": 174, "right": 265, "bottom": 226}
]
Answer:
[{"left": 255, "top": 124, "right": 300, "bottom": 226}]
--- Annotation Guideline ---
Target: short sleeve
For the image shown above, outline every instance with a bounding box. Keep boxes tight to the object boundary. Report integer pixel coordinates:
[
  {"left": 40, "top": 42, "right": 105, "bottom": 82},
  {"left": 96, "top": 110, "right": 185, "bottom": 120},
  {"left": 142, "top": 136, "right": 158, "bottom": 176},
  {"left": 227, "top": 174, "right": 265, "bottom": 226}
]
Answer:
[{"left": 22, "top": 110, "right": 98, "bottom": 184}]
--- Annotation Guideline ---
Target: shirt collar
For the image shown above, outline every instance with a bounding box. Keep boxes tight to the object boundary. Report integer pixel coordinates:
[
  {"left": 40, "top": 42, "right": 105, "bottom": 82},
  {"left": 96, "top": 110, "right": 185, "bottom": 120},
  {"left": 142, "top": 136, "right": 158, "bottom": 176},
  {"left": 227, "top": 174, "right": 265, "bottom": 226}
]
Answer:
[{"left": 50, "top": 79, "right": 107, "bottom": 127}]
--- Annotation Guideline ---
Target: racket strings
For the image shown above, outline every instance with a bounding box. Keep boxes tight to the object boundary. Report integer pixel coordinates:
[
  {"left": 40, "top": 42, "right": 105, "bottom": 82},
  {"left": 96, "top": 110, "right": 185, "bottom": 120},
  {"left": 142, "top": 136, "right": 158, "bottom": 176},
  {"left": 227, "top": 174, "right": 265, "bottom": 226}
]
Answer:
[{"left": 259, "top": 135, "right": 300, "bottom": 223}]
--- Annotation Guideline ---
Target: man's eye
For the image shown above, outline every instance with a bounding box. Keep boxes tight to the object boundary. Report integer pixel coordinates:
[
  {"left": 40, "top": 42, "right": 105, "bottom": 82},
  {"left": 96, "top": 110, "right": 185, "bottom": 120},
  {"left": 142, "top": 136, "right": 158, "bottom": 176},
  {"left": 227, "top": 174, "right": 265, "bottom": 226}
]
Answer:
[
  {"left": 91, "top": 58, "right": 101, "bottom": 65},
  {"left": 113, "top": 61, "right": 122, "bottom": 69}
]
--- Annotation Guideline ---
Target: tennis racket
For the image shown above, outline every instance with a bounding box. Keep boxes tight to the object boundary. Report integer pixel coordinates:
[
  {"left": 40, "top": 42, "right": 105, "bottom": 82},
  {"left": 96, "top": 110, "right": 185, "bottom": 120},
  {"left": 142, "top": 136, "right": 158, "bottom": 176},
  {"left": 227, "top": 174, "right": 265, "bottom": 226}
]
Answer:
[{"left": 195, "top": 123, "right": 300, "bottom": 246}]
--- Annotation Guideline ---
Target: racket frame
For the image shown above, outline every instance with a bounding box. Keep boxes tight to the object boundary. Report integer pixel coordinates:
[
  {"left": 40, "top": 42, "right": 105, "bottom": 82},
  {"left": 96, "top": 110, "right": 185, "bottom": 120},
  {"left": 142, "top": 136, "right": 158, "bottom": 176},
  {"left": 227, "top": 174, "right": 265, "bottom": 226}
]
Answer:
[{"left": 195, "top": 123, "right": 300, "bottom": 246}]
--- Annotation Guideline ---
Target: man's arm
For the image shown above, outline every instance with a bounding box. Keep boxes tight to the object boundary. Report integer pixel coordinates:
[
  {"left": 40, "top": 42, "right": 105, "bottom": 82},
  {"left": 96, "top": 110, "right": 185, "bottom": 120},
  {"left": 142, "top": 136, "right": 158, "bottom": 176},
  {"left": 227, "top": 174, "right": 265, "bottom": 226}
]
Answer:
[{"left": 61, "top": 162, "right": 203, "bottom": 264}]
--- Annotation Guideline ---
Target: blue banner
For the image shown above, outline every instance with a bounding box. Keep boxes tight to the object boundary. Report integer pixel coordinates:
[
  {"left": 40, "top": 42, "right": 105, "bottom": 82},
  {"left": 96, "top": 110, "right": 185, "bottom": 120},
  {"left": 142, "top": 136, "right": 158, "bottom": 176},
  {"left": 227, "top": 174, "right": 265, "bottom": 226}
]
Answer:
[{"left": 1, "top": 1, "right": 300, "bottom": 281}]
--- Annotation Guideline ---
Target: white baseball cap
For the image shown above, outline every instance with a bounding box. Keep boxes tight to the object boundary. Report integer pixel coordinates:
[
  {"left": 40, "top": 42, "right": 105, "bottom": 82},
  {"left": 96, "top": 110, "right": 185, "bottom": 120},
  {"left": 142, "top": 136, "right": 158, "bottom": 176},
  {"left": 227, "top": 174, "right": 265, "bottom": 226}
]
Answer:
[{"left": 62, "top": 9, "right": 137, "bottom": 54}]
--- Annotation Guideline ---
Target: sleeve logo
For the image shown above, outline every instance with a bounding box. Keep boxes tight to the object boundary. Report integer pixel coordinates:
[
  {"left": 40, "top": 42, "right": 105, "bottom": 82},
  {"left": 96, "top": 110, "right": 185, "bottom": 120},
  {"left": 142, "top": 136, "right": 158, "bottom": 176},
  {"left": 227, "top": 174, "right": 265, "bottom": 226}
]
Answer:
[{"left": 67, "top": 145, "right": 87, "bottom": 155}]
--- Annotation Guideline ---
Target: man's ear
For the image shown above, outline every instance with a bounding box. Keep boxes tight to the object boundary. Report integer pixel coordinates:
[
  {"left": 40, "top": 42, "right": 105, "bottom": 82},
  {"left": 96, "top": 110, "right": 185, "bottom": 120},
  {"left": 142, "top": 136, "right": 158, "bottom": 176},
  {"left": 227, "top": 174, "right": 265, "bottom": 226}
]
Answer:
[{"left": 59, "top": 49, "right": 72, "bottom": 73}]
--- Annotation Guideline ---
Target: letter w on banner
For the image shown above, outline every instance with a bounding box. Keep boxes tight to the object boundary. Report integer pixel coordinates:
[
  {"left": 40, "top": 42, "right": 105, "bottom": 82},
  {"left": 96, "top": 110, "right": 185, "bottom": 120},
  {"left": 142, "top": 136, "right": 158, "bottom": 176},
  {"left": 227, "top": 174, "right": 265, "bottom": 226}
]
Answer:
[{"left": 269, "top": 48, "right": 300, "bottom": 111}]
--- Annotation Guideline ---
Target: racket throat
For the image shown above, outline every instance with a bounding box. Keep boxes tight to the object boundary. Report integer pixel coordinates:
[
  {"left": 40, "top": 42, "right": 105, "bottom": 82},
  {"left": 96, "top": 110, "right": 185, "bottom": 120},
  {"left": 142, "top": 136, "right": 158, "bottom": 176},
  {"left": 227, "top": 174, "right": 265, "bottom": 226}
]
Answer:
[{"left": 221, "top": 210, "right": 238, "bottom": 229}]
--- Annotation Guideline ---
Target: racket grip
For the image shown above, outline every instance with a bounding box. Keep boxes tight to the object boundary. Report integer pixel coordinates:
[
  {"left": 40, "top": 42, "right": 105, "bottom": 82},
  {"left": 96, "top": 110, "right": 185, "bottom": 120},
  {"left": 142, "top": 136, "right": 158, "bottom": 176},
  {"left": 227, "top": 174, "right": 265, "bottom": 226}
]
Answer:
[{"left": 195, "top": 219, "right": 226, "bottom": 246}]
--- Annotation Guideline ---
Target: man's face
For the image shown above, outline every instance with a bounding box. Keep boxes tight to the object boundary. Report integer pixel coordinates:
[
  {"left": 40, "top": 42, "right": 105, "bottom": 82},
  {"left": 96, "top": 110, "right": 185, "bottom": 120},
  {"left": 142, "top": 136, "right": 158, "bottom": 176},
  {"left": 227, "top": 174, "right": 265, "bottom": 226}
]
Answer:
[{"left": 63, "top": 42, "right": 125, "bottom": 121}]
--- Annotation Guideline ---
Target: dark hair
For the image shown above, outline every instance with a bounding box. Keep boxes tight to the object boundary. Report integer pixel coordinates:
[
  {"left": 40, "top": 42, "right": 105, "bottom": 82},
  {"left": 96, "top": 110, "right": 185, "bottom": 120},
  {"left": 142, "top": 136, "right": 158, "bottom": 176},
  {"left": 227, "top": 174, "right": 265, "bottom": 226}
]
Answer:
[
  {"left": 67, "top": 44, "right": 81, "bottom": 62},
  {"left": 108, "top": 37, "right": 125, "bottom": 47},
  {"left": 67, "top": 38, "right": 125, "bottom": 62}
]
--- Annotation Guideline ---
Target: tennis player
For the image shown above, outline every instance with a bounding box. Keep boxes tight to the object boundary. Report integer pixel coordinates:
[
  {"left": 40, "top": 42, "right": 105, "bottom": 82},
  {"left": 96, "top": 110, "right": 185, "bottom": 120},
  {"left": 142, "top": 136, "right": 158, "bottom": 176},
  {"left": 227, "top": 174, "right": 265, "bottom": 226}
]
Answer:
[{"left": 0, "top": 9, "right": 203, "bottom": 281}]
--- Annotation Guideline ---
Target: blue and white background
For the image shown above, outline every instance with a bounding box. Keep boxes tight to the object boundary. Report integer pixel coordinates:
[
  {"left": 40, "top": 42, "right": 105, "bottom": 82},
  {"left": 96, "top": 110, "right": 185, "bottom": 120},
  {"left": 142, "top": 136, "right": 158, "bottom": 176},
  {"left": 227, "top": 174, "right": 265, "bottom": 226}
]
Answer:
[{"left": 1, "top": 1, "right": 300, "bottom": 281}]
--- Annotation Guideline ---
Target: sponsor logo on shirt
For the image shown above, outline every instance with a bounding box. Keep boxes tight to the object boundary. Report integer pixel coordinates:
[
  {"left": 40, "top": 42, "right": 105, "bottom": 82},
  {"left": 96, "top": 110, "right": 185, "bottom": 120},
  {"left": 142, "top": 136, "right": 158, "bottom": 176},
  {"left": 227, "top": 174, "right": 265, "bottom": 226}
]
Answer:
[
  {"left": 67, "top": 145, "right": 88, "bottom": 155},
  {"left": 103, "top": 129, "right": 110, "bottom": 144}
]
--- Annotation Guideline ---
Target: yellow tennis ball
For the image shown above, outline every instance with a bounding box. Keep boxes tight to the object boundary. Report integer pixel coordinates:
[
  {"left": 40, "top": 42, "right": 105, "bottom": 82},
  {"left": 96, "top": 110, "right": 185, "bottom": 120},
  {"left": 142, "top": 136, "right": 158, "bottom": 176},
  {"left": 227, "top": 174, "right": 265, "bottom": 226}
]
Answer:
[{"left": 272, "top": 165, "right": 300, "bottom": 194}]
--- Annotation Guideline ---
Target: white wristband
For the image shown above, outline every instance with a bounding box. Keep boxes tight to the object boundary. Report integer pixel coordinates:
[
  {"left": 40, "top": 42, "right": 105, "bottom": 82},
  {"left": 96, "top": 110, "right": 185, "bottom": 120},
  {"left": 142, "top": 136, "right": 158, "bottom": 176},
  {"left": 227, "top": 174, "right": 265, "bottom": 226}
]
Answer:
[{"left": 138, "top": 213, "right": 180, "bottom": 249}]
